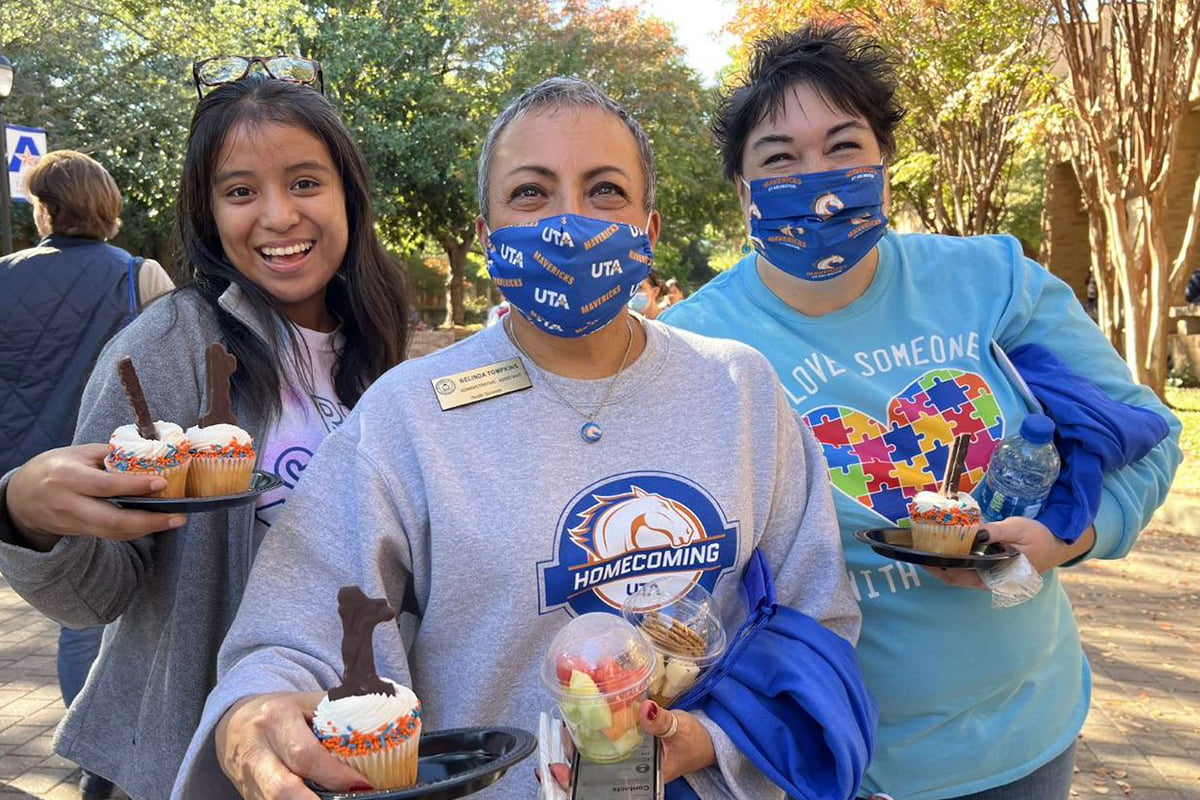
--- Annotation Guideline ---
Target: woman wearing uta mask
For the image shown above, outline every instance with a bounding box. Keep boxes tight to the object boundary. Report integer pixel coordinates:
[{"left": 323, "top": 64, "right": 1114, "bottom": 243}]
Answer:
[
  {"left": 663, "top": 22, "right": 1181, "bottom": 800},
  {"left": 173, "top": 77, "right": 869, "bottom": 800},
  {"left": 0, "top": 63, "right": 411, "bottom": 799}
]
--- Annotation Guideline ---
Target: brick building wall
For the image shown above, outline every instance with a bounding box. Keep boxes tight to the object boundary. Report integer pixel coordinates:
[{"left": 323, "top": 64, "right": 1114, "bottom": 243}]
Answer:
[{"left": 1042, "top": 106, "right": 1200, "bottom": 304}]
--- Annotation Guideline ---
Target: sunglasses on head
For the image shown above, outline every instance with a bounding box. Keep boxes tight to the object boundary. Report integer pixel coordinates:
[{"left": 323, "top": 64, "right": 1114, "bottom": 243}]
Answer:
[{"left": 192, "top": 55, "right": 324, "bottom": 99}]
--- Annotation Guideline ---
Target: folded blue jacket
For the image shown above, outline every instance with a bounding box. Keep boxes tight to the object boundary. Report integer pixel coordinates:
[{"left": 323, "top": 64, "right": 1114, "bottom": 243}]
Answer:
[
  {"left": 1009, "top": 343, "right": 1170, "bottom": 543},
  {"left": 667, "top": 550, "right": 876, "bottom": 800}
]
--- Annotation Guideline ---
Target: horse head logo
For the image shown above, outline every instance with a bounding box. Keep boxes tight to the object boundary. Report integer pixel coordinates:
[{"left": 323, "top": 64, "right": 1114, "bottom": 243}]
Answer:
[
  {"left": 569, "top": 485, "right": 705, "bottom": 562},
  {"left": 813, "top": 192, "right": 844, "bottom": 218},
  {"left": 815, "top": 254, "right": 846, "bottom": 271}
]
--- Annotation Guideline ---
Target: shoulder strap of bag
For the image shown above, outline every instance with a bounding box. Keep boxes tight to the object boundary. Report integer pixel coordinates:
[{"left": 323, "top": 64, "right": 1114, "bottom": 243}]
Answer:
[{"left": 127, "top": 256, "right": 145, "bottom": 313}]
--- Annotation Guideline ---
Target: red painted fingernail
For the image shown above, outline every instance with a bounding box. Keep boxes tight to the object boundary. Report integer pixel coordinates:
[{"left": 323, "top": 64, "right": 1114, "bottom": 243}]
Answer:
[
  {"left": 349, "top": 783, "right": 374, "bottom": 792},
  {"left": 647, "top": 701, "right": 660, "bottom": 720}
]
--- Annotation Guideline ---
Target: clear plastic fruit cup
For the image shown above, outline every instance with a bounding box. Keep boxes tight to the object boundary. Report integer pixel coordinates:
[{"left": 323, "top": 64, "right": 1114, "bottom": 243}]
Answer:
[
  {"left": 621, "top": 580, "right": 726, "bottom": 707},
  {"left": 541, "top": 613, "right": 654, "bottom": 764}
]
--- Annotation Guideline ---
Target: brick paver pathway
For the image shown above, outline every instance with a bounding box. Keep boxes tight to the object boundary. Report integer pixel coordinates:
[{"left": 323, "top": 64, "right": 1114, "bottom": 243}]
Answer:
[
  {"left": 0, "top": 527, "right": 1196, "bottom": 798},
  {"left": 1064, "top": 526, "right": 1199, "bottom": 799}
]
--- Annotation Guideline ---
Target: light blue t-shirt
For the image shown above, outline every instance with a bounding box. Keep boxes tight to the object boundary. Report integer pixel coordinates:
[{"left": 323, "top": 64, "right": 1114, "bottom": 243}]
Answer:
[{"left": 664, "top": 231, "right": 1181, "bottom": 799}]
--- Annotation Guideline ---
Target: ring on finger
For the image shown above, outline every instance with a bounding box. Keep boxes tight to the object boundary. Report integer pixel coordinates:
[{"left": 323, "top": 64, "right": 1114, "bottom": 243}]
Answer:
[{"left": 659, "top": 710, "right": 679, "bottom": 739}]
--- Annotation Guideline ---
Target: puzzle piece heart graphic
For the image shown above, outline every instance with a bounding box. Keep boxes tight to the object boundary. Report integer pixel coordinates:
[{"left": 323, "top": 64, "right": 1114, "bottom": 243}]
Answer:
[{"left": 804, "top": 369, "right": 1005, "bottom": 524}]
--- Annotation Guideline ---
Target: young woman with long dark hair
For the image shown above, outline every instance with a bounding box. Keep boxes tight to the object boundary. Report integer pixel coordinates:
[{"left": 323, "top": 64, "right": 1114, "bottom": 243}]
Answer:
[{"left": 0, "top": 67, "right": 411, "bottom": 799}]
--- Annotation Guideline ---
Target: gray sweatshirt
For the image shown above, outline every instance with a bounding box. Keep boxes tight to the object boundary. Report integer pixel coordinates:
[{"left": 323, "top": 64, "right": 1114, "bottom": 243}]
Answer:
[
  {"left": 174, "top": 320, "right": 860, "bottom": 799},
  {"left": 0, "top": 287, "right": 271, "bottom": 799}
]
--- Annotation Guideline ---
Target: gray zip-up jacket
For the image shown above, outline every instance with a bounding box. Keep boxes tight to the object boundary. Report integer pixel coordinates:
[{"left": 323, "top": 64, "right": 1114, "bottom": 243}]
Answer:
[{"left": 0, "top": 286, "right": 270, "bottom": 800}]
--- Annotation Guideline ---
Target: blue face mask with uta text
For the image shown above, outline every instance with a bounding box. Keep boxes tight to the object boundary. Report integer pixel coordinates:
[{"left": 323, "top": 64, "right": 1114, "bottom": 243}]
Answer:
[
  {"left": 485, "top": 213, "right": 653, "bottom": 337},
  {"left": 744, "top": 165, "right": 888, "bottom": 281}
]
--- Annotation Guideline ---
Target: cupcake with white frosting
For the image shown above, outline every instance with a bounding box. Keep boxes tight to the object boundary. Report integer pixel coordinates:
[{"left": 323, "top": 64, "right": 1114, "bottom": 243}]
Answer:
[
  {"left": 104, "top": 421, "right": 192, "bottom": 498},
  {"left": 183, "top": 422, "right": 255, "bottom": 496},
  {"left": 313, "top": 678, "right": 422, "bottom": 789},
  {"left": 907, "top": 489, "right": 982, "bottom": 555},
  {"left": 313, "top": 587, "right": 422, "bottom": 789}
]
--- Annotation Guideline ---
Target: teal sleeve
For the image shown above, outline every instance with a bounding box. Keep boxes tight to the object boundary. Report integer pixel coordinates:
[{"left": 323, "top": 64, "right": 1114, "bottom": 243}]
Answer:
[{"left": 992, "top": 236, "right": 1182, "bottom": 560}]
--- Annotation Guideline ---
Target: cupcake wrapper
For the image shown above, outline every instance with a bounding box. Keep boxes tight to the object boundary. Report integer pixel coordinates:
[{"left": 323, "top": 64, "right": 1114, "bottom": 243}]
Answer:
[
  {"left": 104, "top": 456, "right": 191, "bottom": 499},
  {"left": 331, "top": 719, "right": 420, "bottom": 790},
  {"left": 186, "top": 456, "right": 255, "bottom": 497},
  {"left": 910, "top": 521, "right": 979, "bottom": 556}
]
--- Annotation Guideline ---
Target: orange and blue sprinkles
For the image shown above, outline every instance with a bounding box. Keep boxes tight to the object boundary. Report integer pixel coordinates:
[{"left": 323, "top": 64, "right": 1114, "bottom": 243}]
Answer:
[
  {"left": 106, "top": 444, "right": 189, "bottom": 470},
  {"left": 314, "top": 703, "right": 422, "bottom": 756},
  {"left": 191, "top": 441, "right": 255, "bottom": 458},
  {"left": 907, "top": 503, "right": 980, "bottom": 527}
]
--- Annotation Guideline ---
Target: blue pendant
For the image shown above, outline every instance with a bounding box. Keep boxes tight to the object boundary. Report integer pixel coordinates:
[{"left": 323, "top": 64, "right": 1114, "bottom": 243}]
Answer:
[{"left": 580, "top": 421, "right": 602, "bottom": 443}]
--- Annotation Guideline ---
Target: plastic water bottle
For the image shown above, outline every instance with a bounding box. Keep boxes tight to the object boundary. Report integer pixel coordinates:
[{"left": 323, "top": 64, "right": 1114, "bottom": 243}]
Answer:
[{"left": 977, "top": 414, "right": 1061, "bottom": 522}]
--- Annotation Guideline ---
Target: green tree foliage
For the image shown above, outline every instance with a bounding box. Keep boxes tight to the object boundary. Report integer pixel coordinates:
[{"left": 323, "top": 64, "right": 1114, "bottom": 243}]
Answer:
[
  {"left": 0, "top": 0, "right": 313, "bottom": 267},
  {"left": 2, "top": 0, "right": 733, "bottom": 319},
  {"left": 310, "top": 0, "right": 736, "bottom": 324},
  {"left": 728, "top": 0, "right": 1056, "bottom": 248}
]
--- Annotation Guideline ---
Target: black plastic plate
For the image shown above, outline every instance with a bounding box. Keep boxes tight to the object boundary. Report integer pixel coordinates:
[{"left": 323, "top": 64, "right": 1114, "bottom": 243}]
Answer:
[
  {"left": 308, "top": 727, "right": 537, "bottom": 800},
  {"left": 107, "top": 470, "right": 283, "bottom": 513},
  {"left": 854, "top": 527, "right": 1019, "bottom": 569}
]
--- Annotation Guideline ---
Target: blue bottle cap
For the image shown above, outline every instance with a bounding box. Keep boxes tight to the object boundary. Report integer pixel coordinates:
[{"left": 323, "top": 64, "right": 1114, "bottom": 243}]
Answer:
[{"left": 1019, "top": 413, "right": 1055, "bottom": 444}]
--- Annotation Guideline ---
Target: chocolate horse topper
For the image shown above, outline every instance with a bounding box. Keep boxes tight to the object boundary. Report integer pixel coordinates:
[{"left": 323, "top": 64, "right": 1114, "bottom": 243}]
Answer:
[
  {"left": 329, "top": 586, "right": 398, "bottom": 701},
  {"left": 117, "top": 357, "right": 158, "bottom": 440},
  {"left": 940, "top": 433, "right": 972, "bottom": 496},
  {"left": 199, "top": 342, "right": 238, "bottom": 427}
]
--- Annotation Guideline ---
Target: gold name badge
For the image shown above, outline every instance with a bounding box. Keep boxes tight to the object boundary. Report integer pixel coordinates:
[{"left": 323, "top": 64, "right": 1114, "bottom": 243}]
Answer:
[{"left": 431, "top": 357, "right": 532, "bottom": 411}]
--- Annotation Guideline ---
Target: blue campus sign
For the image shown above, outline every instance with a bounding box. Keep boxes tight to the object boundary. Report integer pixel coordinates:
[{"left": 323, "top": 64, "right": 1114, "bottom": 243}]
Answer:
[{"left": 5, "top": 124, "right": 48, "bottom": 203}]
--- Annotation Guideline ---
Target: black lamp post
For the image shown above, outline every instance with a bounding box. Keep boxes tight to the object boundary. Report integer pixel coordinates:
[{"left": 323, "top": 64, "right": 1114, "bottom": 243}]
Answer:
[{"left": 0, "top": 55, "right": 14, "bottom": 255}]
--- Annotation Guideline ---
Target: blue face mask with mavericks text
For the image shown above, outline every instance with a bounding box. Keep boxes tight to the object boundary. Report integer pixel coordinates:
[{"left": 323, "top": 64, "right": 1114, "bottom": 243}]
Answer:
[
  {"left": 485, "top": 213, "right": 653, "bottom": 337},
  {"left": 744, "top": 164, "right": 888, "bottom": 281}
]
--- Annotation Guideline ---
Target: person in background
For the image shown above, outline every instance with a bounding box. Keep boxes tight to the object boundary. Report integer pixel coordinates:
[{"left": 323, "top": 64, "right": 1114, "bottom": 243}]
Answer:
[
  {"left": 664, "top": 277, "right": 686, "bottom": 307},
  {"left": 0, "top": 149, "right": 174, "bottom": 799},
  {"left": 0, "top": 66, "right": 411, "bottom": 799},
  {"left": 663, "top": 23, "right": 1180, "bottom": 800},
  {"left": 631, "top": 268, "right": 666, "bottom": 319}
]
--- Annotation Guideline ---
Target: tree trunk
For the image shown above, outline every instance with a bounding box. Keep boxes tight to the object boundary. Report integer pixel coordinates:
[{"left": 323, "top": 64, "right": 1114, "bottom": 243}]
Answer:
[
  {"left": 440, "top": 227, "right": 476, "bottom": 329},
  {"left": 1086, "top": 205, "right": 1121, "bottom": 347},
  {"left": 1109, "top": 195, "right": 1173, "bottom": 400}
]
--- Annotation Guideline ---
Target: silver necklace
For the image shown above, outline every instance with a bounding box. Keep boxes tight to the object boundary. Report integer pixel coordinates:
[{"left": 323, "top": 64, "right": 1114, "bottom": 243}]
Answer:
[{"left": 506, "top": 315, "right": 635, "bottom": 443}]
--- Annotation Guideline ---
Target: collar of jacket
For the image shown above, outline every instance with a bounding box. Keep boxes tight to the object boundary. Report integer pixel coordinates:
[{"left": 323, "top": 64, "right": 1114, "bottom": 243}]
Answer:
[
  {"left": 216, "top": 282, "right": 278, "bottom": 347},
  {"left": 39, "top": 234, "right": 104, "bottom": 249}
]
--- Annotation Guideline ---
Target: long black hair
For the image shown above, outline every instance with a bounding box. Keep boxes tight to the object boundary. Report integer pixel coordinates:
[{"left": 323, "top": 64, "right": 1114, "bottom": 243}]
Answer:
[{"left": 176, "top": 74, "right": 410, "bottom": 422}]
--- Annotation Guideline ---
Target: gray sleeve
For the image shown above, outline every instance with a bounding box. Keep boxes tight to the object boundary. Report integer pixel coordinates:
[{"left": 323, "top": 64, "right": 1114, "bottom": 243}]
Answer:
[
  {"left": 759, "top": 387, "right": 861, "bottom": 644},
  {"left": 0, "top": 478, "right": 154, "bottom": 626},
  {"left": 173, "top": 423, "right": 419, "bottom": 798},
  {"left": 0, "top": 301, "right": 202, "bottom": 626},
  {"left": 685, "top": 712, "right": 784, "bottom": 800},
  {"left": 684, "top": 379, "right": 861, "bottom": 797},
  {"left": 0, "top": 466, "right": 152, "bottom": 626}
]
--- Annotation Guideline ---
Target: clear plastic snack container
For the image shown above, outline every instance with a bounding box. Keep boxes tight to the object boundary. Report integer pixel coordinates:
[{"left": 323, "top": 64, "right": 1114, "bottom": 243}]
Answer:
[
  {"left": 621, "top": 580, "right": 726, "bottom": 706},
  {"left": 541, "top": 613, "right": 654, "bottom": 763}
]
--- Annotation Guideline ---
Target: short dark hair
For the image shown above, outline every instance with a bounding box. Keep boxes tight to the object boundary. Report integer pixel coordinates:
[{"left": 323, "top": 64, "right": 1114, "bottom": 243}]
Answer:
[
  {"left": 177, "top": 74, "right": 410, "bottom": 420},
  {"left": 713, "top": 23, "right": 906, "bottom": 181},
  {"left": 27, "top": 150, "right": 122, "bottom": 240}
]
